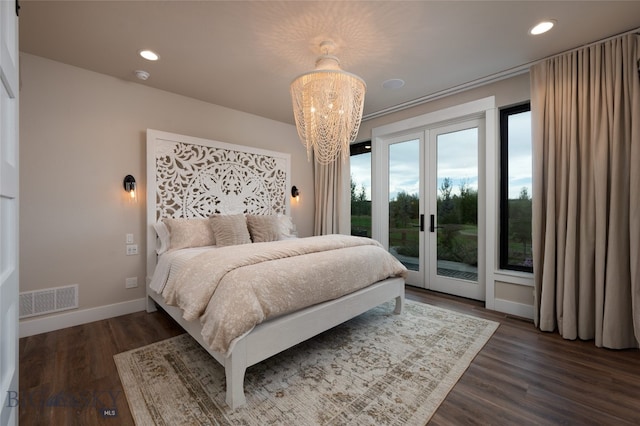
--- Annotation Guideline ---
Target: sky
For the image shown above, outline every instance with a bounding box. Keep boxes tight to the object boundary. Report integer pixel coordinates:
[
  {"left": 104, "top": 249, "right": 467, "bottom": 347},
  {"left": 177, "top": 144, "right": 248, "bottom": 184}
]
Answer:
[
  {"left": 350, "top": 152, "right": 372, "bottom": 199},
  {"left": 506, "top": 111, "right": 533, "bottom": 199},
  {"left": 350, "top": 110, "right": 532, "bottom": 202}
]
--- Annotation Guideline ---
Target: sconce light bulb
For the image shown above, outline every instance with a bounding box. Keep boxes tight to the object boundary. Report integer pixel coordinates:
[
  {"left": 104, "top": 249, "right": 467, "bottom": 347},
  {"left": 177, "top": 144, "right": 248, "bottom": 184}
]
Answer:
[
  {"left": 296, "top": 195, "right": 300, "bottom": 202},
  {"left": 123, "top": 175, "right": 137, "bottom": 203}
]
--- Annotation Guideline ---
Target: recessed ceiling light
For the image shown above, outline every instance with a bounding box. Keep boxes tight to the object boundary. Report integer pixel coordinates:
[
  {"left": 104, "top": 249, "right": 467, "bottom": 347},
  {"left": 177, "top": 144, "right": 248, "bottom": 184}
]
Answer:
[
  {"left": 530, "top": 20, "right": 555, "bottom": 35},
  {"left": 139, "top": 49, "right": 160, "bottom": 61},
  {"left": 382, "top": 78, "right": 405, "bottom": 89}
]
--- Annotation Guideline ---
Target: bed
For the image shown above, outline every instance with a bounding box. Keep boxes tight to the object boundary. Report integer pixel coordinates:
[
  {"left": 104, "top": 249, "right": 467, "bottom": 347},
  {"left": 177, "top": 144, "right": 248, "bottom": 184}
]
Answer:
[{"left": 145, "top": 129, "right": 407, "bottom": 409}]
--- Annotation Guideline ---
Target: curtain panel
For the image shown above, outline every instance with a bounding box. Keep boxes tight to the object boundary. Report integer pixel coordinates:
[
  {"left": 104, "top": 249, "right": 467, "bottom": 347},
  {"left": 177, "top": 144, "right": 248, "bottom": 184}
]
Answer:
[
  {"left": 313, "top": 157, "right": 347, "bottom": 235},
  {"left": 530, "top": 33, "right": 640, "bottom": 349}
]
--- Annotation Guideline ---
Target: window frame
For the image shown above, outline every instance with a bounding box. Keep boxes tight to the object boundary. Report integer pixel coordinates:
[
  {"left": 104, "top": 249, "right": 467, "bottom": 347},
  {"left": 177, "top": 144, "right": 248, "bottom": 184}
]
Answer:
[{"left": 499, "top": 102, "right": 533, "bottom": 273}]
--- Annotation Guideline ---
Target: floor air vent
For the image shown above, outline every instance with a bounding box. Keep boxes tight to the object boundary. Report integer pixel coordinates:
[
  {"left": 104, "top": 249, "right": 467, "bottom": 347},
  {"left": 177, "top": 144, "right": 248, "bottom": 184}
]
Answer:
[{"left": 19, "top": 284, "right": 78, "bottom": 319}]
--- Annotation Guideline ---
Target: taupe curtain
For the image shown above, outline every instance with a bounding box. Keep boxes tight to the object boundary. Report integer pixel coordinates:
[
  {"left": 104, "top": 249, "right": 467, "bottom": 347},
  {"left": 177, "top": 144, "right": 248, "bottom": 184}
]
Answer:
[
  {"left": 313, "top": 156, "right": 348, "bottom": 235},
  {"left": 531, "top": 33, "right": 640, "bottom": 349}
]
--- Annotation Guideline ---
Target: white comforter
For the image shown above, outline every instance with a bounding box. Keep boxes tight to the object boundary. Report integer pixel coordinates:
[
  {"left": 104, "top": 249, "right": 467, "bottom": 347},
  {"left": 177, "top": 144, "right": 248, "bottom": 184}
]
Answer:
[{"left": 152, "top": 235, "right": 407, "bottom": 356}]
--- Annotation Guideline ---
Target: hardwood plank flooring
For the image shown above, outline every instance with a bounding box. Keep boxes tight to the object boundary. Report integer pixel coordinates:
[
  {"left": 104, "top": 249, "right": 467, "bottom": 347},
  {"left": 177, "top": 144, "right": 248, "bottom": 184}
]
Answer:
[{"left": 17, "top": 287, "right": 639, "bottom": 425}]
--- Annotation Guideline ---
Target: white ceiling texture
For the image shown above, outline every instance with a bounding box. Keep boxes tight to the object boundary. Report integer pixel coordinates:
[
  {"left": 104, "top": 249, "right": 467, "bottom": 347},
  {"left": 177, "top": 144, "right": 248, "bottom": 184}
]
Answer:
[{"left": 19, "top": 1, "right": 640, "bottom": 125}]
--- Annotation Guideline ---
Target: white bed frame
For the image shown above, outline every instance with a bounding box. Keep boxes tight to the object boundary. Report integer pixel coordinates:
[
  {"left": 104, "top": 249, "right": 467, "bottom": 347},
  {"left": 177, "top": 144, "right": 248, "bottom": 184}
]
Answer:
[{"left": 145, "top": 129, "right": 405, "bottom": 409}]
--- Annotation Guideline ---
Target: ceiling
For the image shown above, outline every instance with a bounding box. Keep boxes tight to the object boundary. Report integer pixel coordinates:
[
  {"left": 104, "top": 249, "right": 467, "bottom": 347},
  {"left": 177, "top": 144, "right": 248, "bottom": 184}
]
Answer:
[{"left": 19, "top": 1, "right": 640, "bottom": 125}]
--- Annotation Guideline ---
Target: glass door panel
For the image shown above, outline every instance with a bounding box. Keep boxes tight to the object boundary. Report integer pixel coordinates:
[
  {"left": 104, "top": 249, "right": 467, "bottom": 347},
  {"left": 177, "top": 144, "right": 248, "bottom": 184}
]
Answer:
[
  {"left": 435, "top": 128, "right": 478, "bottom": 281},
  {"left": 429, "top": 123, "right": 483, "bottom": 299},
  {"left": 388, "top": 139, "right": 422, "bottom": 280}
]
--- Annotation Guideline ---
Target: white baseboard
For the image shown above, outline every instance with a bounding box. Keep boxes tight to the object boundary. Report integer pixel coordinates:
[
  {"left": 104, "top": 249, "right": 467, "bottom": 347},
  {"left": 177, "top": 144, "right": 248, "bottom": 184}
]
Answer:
[
  {"left": 493, "top": 298, "right": 534, "bottom": 320},
  {"left": 19, "top": 298, "right": 147, "bottom": 338}
]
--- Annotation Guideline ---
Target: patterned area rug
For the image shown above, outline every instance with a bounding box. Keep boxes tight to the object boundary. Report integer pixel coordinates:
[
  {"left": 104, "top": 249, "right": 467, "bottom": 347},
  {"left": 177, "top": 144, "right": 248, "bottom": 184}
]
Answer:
[{"left": 114, "top": 300, "right": 498, "bottom": 425}]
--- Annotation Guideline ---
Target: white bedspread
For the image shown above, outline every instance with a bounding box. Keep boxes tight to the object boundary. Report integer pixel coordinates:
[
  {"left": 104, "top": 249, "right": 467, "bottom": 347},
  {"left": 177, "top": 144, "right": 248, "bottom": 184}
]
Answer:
[{"left": 152, "top": 235, "right": 407, "bottom": 356}]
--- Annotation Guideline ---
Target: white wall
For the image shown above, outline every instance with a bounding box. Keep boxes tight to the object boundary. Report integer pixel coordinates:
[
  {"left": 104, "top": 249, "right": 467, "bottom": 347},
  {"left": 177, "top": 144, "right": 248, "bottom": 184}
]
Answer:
[{"left": 18, "top": 53, "right": 315, "bottom": 335}]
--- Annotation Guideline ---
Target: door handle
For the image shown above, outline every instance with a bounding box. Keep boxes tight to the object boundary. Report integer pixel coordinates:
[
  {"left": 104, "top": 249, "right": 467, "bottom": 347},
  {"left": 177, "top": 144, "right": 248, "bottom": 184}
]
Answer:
[
  {"left": 420, "top": 214, "right": 424, "bottom": 232},
  {"left": 429, "top": 214, "right": 443, "bottom": 232}
]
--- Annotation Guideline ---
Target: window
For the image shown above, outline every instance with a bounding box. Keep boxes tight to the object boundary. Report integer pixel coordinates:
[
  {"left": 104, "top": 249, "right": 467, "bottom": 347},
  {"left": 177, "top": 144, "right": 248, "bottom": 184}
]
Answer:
[
  {"left": 350, "top": 141, "right": 372, "bottom": 237},
  {"left": 499, "top": 103, "right": 533, "bottom": 272}
]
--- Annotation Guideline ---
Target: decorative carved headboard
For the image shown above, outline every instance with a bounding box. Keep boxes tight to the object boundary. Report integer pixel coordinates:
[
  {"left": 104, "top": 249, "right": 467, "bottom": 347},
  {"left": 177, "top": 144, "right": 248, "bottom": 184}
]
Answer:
[{"left": 146, "top": 129, "right": 291, "bottom": 279}]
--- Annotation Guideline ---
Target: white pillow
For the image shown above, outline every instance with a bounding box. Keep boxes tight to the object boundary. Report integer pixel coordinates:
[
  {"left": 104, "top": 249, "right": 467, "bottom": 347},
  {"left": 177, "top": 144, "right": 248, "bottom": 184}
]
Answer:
[
  {"left": 277, "top": 214, "right": 296, "bottom": 239},
  {"left": 153, "top": 221, "right": 171, "bottom": 255}
]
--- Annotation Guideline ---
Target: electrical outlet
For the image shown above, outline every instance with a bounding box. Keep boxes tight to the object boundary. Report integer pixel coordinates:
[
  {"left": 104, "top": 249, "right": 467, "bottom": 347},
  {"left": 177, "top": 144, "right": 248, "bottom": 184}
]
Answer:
[
  {"left": 126, "top": 233, "right": 134, "bottom": 244},
  {"left": 126, "top": 244, "right": 138, "bottom": 255},
  {"left": 125, "top": 277, "right": 138, "bottom": 288}
]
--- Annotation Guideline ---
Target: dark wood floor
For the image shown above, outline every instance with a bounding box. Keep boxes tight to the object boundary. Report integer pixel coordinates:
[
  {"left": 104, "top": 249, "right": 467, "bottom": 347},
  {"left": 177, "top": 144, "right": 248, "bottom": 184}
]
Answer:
[{"left": 18, "top": 286, "right": 639, "bottom": 425}]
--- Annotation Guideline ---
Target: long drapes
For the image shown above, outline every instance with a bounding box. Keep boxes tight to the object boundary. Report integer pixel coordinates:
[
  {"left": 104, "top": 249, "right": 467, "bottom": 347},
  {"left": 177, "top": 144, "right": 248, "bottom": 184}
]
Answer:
[
  {"left": 313, "top": 156, "right": 348, "bottom": 236},
  {"left": 531, "top": 33, "right": 640, "bottom": 349}
]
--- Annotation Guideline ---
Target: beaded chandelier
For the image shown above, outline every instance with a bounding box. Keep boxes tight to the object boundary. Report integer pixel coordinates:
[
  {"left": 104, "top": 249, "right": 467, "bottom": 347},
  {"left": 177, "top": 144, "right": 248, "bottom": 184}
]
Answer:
[{"left": 290, "top": 41, "right": 366, "bottom": 164}]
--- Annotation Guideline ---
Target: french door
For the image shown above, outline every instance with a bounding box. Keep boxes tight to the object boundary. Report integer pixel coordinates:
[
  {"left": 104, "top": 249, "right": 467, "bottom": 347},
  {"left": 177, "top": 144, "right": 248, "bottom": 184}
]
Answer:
[{"left": 383, "top": 119, "right": 484, "bottom": 300}]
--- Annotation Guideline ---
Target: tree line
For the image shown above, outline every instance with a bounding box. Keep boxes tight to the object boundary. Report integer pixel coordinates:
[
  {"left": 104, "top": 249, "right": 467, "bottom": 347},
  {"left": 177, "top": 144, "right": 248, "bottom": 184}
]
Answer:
[{"left": 351, "top": 176, "right": 531, "bottom": 259}]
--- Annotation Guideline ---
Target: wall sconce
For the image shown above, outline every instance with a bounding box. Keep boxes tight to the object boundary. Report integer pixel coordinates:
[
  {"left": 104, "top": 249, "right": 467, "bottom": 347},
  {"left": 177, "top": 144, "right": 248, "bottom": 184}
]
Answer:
[
  {"left": 291, "top": 185, "right": 300, "bottom": 202},
  {"left": 123, "top": 175, "right": 137, "bottom": 202}
]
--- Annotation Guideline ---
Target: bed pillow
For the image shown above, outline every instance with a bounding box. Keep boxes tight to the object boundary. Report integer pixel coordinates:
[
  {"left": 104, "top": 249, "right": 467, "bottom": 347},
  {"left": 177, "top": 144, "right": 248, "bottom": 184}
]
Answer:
[
  {"left": 153, "top": 221, "right": 171, "bottom": 254},
  {"left": 163, "top": 218, "right": 216, "bottom": 251},
  {"left": 209, "top": 214, "right": 251, "bottom": 247},
  {"left": 246, "top": 214, "right": 281, "bottom": 243},
  {"left": 277, "top": 214, "right": 297, "bottom": 239}
]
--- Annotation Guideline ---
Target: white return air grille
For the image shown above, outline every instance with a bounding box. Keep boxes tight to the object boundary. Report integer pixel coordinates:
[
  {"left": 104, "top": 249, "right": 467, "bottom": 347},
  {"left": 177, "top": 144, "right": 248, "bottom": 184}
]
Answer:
[{"left": 19, "top": 284, "right": 78, "bottom": 319}]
